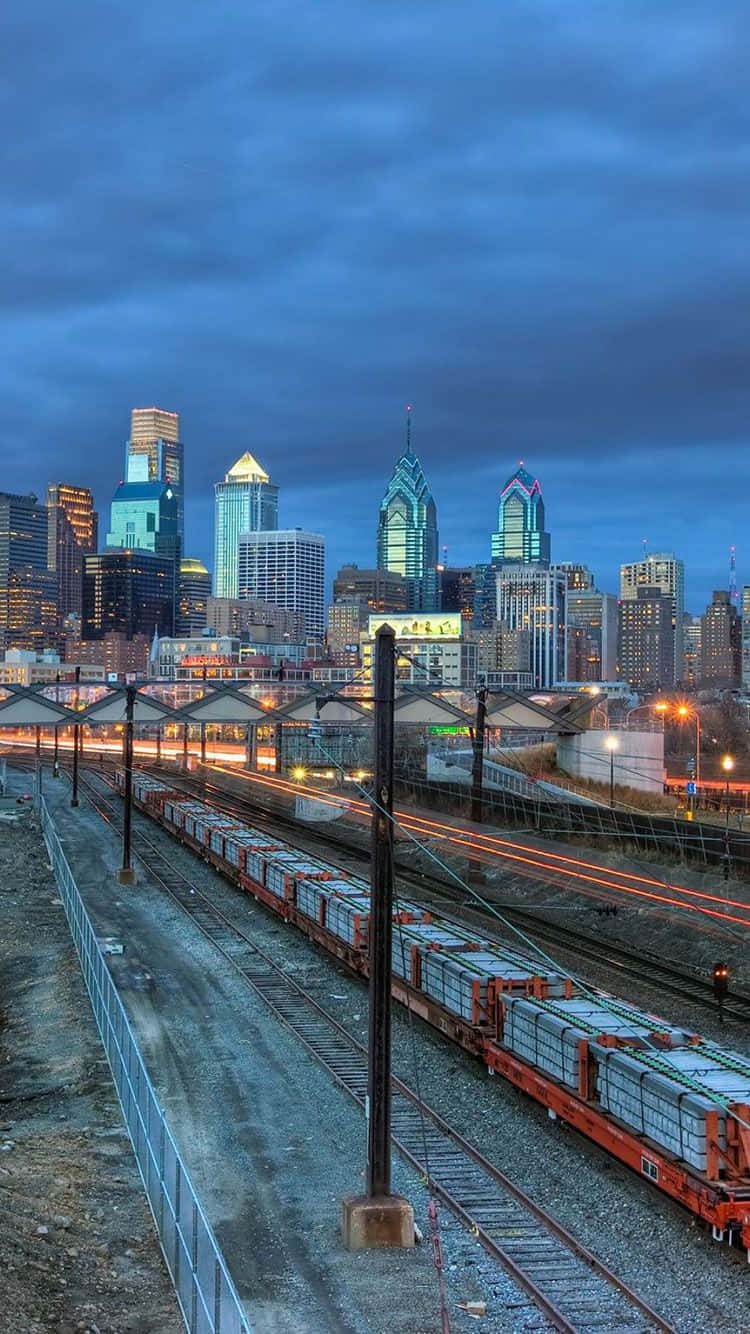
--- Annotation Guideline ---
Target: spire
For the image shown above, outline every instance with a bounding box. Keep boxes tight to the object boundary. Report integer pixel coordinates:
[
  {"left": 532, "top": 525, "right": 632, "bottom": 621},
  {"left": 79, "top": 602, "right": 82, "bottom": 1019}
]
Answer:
[
  {"left": 405, "top": 404, "right": 412, "bottom": 455},
  {"left": 150, "top": 625, "right": 160, "bottom": 665}
]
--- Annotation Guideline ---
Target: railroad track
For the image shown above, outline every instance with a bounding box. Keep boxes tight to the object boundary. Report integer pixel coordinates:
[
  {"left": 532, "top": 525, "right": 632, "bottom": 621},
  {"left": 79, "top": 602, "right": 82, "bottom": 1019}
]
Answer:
[
  {"left": 147, "top": 766, "right": 750, "bottom": 1025},
  {"left": 77, "top": 769, "right": 673, "bottom": 1334}
]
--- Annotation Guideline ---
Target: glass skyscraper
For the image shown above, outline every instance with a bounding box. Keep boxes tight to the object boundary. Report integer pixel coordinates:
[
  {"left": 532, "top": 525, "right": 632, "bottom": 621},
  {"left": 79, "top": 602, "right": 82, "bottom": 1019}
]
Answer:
[
  {"left": 214, "top": 453, "right": 279, "bottom": 599},
  {"left": 491, "top": 465, "right": 550, "bottom": 566},
  {"left": 0, "top": 492, "right": 58, "bottom": 652},
  {"left": 376, "top": 433, "right": 438, "bottom": 611},
  {"left": 126, "top": 407, "right": 184, "bottom": 542}
]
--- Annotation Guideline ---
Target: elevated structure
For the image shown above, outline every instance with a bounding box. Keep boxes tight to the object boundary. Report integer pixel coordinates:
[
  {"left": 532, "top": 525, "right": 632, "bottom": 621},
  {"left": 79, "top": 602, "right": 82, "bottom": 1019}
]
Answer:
[{"left": 492, "top": 465, "right": 550, "bottom": 566}]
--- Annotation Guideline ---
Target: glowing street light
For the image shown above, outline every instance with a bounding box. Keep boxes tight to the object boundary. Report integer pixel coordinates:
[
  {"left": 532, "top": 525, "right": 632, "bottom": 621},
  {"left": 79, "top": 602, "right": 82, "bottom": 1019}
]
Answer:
[{"left": 722, "top": 755, "right": 735, "bottom": 883}]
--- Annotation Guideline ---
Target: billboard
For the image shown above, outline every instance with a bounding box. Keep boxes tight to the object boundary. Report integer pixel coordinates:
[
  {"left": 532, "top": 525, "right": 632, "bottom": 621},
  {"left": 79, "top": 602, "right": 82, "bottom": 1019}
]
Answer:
[{"left": 367, "top": 613, "right": 462, "bottom": 640}]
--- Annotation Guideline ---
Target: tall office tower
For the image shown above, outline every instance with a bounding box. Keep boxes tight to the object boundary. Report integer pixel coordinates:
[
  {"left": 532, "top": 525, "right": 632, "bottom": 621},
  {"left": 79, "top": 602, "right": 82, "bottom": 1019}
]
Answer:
[
  {"left": 617, "top": 586, "right": 675, "bottom": 690},
  {"left": 0, "top": 492, "right": 58, "bottom": 652},
  {"left": 326, "top": 596, "right": 369, "bottom": 662},
  {"left": 620, "top": 552, "right": 684, "bottom": 682},
  {"left": 472, "top": 563, "right": 499, "bottom": 631},
  {"left": 491, "top": 465, "right": 550, "bottom": 566},
  {"left": 107, "top": 481, "right": 180, "bottom": 565},
  {"left": 238, "top": 530, "right": 325, "bottom": 636},
  {"left": 332, "top": 564, "right": 409, "bottom": 612},
  {"left": 439, "top": 566, "right": 476, "bottom": 620},
  {"left": 46, "top": 484, "right": 98, "bottom": 621},
  {"left": 126, "top": 407, "right": 184, "bottom": 540},
  {"left": 376, "top": 419, "right": 439, "bottom": 611},
  {"left": 83, "top": 549, "right": 175, "bottom": 640},
  {"left": 700, "top": 591, "right": 741, "bottom": 687},
  {"left": 565, "top": 589, "right": 618, "bottom": 682},
  {"left": 555, "top": 562, "right": 594, "bottom": 591},
  {"left": 177, "top": 558, "right": 212, "bottom": 635},
  {"left": 683, "top": 614, "right": 702, "bottom": 688},
  {"left": 214, "top": 453, "right": 279, "bottom": 599},
  {"left": 495, "top": 564, "right": 566, "bottom": 688}
]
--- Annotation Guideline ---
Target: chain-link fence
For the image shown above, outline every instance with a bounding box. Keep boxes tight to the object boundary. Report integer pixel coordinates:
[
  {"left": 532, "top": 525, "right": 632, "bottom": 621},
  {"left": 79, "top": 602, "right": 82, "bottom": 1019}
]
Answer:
[{"left": 38, "top": 796, "right": 252, "bottom": 1334}]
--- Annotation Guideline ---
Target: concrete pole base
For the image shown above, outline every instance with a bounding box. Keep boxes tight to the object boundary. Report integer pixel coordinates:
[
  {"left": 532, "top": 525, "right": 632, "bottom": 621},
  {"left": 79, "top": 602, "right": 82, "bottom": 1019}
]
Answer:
[
  {"left": 341, "top": 1194, "right": 415, "bottom": 1251},
  {"left": 117, "top": 868, "right": 137, "bottom": 885}
]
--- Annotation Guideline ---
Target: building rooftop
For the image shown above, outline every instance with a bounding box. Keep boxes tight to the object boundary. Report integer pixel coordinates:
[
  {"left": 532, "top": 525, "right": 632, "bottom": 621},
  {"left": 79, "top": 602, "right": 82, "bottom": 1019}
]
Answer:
[{"left": 225, "top": 452, "right": 270, "bottom": 483}]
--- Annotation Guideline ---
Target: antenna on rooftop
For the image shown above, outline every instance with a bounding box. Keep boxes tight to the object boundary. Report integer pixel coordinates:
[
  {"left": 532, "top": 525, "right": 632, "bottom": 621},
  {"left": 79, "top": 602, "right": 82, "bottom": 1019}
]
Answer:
[
  {"left": 730, "top": 544, "right": 738, "bottom": 604},
  {"left": 405, "top": 404, "right": 412, "bottom": 454}
]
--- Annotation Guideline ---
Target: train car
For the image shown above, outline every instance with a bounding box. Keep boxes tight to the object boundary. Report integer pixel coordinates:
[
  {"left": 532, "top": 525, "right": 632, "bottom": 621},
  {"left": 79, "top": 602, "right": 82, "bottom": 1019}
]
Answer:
[{"left": 120, "top": 770, "right": 750, "bottom": 1255}]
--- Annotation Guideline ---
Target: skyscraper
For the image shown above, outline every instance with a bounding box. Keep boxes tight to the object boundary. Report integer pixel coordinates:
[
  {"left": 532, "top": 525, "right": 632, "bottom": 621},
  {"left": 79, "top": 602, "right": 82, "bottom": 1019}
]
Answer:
[
  {"left": 106, "top": 480, "right": 180, "bottom": 565},
  {"left": 700, "top": 591, "right": 740, "bottom": 687},
  {"left": 620, "top": 552, "right": 684, "bottom": 682},
  {"left": 491, "top": 465, "right": 550, "bottom": 566},
  {"left": 332, "top": 564, "right": 408, "bottom": 612},
  {"left": 376, "top": 417, "right": 438, "bottom": 611},
  {"left": 0, "top": 493, "right": 58, "bottom": 652},
  {"left": 238, "top": 529, "right": 325, "bottom": 636},
  {"left": 566, "top": 589, "right": 618, "bottom": 682},
  {"left": 46, "top": 484, "right": 98, "bottom": 621},
  {"left": 83, "top": 549, "right": 175, "bottom": 640},
  {"left": 495, "top": 564, "right": 566, "bottom": 688},
  {"left": 214, "top": 453, "right": 279, "bottom": 599},
  {"left": 126, "top": 407, "right": 184, "bottom": 541},
  {"left": 177, "top": 558, "right": 212, "bottom": 635},
  {"left": 618, "top": 586, "right": 675, "bottom": 689}
]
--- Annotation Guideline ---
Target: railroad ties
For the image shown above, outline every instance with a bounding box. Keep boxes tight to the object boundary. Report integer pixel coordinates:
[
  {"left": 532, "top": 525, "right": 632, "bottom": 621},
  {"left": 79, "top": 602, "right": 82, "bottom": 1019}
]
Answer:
[{"left": 77, "top": 770, "right": 672, "bottom": 1334}]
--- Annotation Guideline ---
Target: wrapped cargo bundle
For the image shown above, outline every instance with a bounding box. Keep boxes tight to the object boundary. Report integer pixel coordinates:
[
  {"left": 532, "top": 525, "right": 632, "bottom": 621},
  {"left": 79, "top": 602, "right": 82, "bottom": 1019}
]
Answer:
[
  {"left": 324, "top": 887, "right": 373, "bottom": 947},
  {"left": 266, "top": 857, "right": 332, "bottom": 898},
  {"left": 209, "top": 821, "right": 244, "bottom": 855},
  {"left": 262, "top": 851, "right": 306, "bottom": 898},
  {"left": 391, "top": 922, "right": 480, "bottom": 982},
  {"left": 422, "top": 949, "right": 546, "bottom": 1026},
  {"left": 295, "top": 876, "right": 332, "bottom": 923}
]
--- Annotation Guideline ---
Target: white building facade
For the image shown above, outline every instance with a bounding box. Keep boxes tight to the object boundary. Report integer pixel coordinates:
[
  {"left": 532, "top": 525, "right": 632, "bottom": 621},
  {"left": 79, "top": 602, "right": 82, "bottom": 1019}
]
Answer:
[
  {"left": 620, "top": 552, "right": 685, "bottom": 683},
  {"left": 495, "top": 564, "right": 566, "bottom": 689},
  {"left": 238, "top": 530, "right": 325, "bottom": 637}
]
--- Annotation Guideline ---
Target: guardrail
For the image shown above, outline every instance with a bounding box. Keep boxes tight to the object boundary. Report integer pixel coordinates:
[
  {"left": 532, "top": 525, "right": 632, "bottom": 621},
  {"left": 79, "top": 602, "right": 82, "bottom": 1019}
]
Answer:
[{"left": 38, "top": 795, "right": 252, "bottom": 1334}]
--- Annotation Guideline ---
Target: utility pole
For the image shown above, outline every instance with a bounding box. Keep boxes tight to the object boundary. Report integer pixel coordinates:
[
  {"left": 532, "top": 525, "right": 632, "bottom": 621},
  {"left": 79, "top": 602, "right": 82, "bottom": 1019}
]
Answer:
[
  {"left": 118, "top": 685, "right": 137, "bottom": 885},
  {"left": 53, "top": 670, "right": 60, "bottom": 777},
  {"left": 71, "top": 665, "right": 80, "bottom": 807},
  {"left": 201, "top": 665, "right": 207, "bottom": 764},
  {"left": 342, "top": 623, "right": 414, "bottom": 1250},
  {"left": 470, "top": 684, "right": 488, "bottom": 824}
]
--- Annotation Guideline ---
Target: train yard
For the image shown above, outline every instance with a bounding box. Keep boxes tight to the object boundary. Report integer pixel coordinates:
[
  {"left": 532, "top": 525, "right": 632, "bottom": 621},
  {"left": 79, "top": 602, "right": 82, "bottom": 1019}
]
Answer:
[{"left": 14, "top": 757, "right": 750, "bottom": 1331}]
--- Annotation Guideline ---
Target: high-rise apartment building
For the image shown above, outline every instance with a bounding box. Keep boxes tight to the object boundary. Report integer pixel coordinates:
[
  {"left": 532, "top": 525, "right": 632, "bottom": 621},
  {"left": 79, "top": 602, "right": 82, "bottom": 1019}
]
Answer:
[
  {"left": 495, "top": 564, "right": 566, "bottom": 688},
  {"left": 214, "top": 453, "right": 279, "bottom": 599},
  {"left": 566, "top": 589, "right": 618, "bottom": 682},
  {"left": 126, "top": 407, "right": 184, "bottom": 540},
  {"left": 700, "top": 591, "right": 740, "bottom": 687},
  {"left": 556, "top": 562, "right": 594, "bottom": 591},
  {"left": 83, "top": 550, "right": 175, "bottom": 640},
  {"left": 620, "top": 552, "right": 684, "bottom": 682},
  {"left": 491, "top": 466, "right": 550, "bottom": 566},
  {"left": 326, "top": 597, "right": 369, "bottom": 663},
  {"left": 177, "top": 558, "right": 212, "bottom": 635},
  {"left": 0, "top": 492, "right": 58, "bottom": 652},
  {"left": 238, "top": 530, "right": 325, "bottom": 636},
  {"left": 618, "top": 586, "right": 675, "bottom": 690},
  {"left": 46, "top": 484, "right": 98, "bottom": 622},
  {"left": 205, "top": 595, "right": 304, "bottom": 641},
  {"left": 439, "top": 566, "right": 476, "bottom": 619},
  {"left": 683, "top": 614, "right": 702, "bottom": 688},
  {"left": 332, "top": 565, "right": 409, "bottom": 612},
  {"left": 376, "top": 428, "right": 439, "bottom": 611}
]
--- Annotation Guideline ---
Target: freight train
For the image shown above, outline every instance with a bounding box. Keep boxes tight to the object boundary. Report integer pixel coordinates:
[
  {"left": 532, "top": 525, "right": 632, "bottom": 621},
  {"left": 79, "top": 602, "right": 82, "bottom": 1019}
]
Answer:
[{"left": 118, "top": 769, "right": 750, "bottom": 1256}]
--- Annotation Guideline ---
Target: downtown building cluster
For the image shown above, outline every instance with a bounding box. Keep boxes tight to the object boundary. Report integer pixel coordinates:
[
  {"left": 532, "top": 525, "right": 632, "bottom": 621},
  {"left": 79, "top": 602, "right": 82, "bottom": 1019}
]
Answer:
[{"left": 0, "top": 405, "right": 745, "bottom": 695}]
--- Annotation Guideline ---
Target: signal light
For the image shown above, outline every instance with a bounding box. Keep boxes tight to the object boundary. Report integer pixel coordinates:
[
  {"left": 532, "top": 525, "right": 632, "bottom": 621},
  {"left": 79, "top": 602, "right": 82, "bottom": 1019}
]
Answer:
[{"left": 713, "top": 962, "right": 730, "bottom": 1013}]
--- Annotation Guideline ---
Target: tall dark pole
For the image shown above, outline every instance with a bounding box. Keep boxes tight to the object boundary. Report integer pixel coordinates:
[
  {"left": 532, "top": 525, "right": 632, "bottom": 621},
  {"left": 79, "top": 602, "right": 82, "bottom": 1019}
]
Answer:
[
  {"left": 610, "top": 749, "right": 615, "bottom": 810},
  {"left": 155, "top": 724, "right": 161, "bottom": 763},
  {"left": 53, "top": 671, "right": 60, "bottom": 777},
  {"left": 470, "top": 685, "right": 488, "bottom": 824},
  {"left": 367, "top": 624, "right": 395, "bottom": 1199},
  {"left": 201, "top": 667, "right": 207, "bottom": 763},
  {"left": 71, "top": 665, "right": 80, "bottom": 807},
  {"left": 724, "top": 775, "right": 731, "bottom": 883},
  {"left": 119, "top": 685, "right": 136, "bottom": 884},
  {"left": 182, "top": 721, "right": 189, "bottom": 769}
]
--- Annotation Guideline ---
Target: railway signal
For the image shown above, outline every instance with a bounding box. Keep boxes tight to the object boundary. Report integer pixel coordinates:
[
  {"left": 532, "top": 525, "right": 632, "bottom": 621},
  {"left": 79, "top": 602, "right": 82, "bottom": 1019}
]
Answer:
[{"left": 713, "top": 961, "right": 730, "bottom": 1021}]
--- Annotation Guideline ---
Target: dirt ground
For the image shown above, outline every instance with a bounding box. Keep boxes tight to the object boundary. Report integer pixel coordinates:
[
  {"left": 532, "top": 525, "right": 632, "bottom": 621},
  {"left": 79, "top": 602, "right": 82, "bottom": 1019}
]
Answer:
[{"left": 0, "top": 789, "right": 182, "bottom": 1334}]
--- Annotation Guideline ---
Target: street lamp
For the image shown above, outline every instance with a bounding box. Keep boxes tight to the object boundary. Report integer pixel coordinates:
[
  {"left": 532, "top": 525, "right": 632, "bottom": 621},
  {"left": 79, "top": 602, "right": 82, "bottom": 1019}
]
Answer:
[
  {"left": 722, "top": 755, "right": 734, "bottom": 883},
  {"left": 656, "top": 700, "right": 701, "bottom": 809},
  {"left": 604, "top": 734, "right": 619, "bottom": 809}
]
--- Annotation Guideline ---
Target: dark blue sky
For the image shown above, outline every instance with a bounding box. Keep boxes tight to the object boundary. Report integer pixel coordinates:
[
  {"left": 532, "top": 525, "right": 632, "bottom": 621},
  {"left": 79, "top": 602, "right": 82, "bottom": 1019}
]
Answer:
[{"left": 1, "top": 2, "right": 748, "bottom": 613}]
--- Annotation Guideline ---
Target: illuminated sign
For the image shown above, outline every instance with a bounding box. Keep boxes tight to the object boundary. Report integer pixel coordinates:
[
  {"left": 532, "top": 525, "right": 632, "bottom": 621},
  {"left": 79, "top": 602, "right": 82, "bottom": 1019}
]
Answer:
[
  {"left": 429, "top": 725, "right": 471, "bottom": 735},
  {"left": 181, "top": 655, "right": 235, "bottom": 666},
  {"left": 367, "top": 614, "right": 462, "bottom": 640}
]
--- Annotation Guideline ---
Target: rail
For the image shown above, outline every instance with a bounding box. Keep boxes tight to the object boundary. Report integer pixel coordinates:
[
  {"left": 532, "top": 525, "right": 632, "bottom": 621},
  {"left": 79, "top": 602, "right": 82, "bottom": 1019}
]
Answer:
[{"left": 37, "top": 793, "right": 252, "bottom": 1334}]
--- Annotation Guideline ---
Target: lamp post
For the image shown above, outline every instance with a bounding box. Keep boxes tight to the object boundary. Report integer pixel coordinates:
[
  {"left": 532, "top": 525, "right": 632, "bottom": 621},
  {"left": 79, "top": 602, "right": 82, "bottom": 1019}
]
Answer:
[
  {"left": 722, "top": 754, "right": 734, "bottom": 884},
  {"left": 655, "top": 701, "right": 701, "bottom": 812},
  {"left": 604, "top": 734, "right": 618, "bottom": 809},
  {"left": 118, "top": 685, "right": 137, "bottom": 885},
  {"left": 71, "top": 665, "right": 80, "bottom": 808},
  {"left": 53, "top": 670, "right": 60, "bottom": 778}
]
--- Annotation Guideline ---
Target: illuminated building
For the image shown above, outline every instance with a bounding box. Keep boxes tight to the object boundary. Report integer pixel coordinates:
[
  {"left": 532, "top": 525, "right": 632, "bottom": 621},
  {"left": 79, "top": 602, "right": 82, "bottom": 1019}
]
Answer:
[
  {"left": 177, "top": 557, "right": 212, "bottom": 635},
  {"left": 326, "top": 597, "right": 368, "bottom": 664},
  {"left": 683, "top": 614, "right": 702, "bottom": 688},
  {"left": 439, "top": 567, "right": 475, "bottom": 619},
  {"left": 0, "top": 492, "right": 58, "bottom": 652},
  {"left": 495, "top": 565, "right": 566, "bottom": 688},
  {"left": 556, "top": 562, "right": 594, "bottom": 591},
  {"left": 83, "top": 550, "right": 175, "bottom": 640},
  {"left": 360, "top": 613, "right": 476, "bottom": 687},
  {"left": 126, "top": 407, "right": 184, "bottom": 540},
  {"left": 214, "top": 452, "right": 279, "bottom": 599},
  {"left": 376, "top": 421, "right": 439, "bottom": 611},
  {"left": 332, "top": 564, "right": 408, "bottom": 612},
  {"left": 46, "top": 484, "right": 98, "bottom": 622},
  {"left": 238, "top": 529, "right": 325, "bottom": 636},
  {"left": 700, "top": 591, "right": 740, "bottom": 687},
  {"left": 206, "top": 595, "right": 304, "bottom": 641},
  {"left": 617, "top": 586, "right": 674, "bottom": 690},
  {"left": 565, "top": 589, "right": 618, "bottom": 682},
  {"left": 491, "top": 466, "right": 550, "bottom": 566},
  {"left": 620, "top": 552, "right": 684, "bottom": 682}
]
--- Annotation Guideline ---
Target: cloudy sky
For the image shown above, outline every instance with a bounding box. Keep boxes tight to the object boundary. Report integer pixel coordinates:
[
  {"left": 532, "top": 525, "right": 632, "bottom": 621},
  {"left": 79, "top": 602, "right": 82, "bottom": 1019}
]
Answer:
[{"left": 2, "top": 1, "right": 747, "bottom": 612}]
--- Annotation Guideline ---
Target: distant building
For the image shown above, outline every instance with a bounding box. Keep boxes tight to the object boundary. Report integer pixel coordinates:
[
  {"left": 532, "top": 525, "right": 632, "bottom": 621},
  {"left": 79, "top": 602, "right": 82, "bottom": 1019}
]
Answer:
[
  {"left": 491, "top": 466, "right": 550, "bottom": 566},
  {"left": 46, "top": 484, "right": 98, "bottom": 622},
  {"left": 683, "top": 614, "right": 702, "bottom": 689},
  {"left": 376, "top": 423, "right": 439, "bottom": 611},
  {"left": 565, "top": 589, "right": 618, "bottom": 682},
  {"left": 618, "top": 586, "right": 675, "bottom": 690},
  {"left": 177, "top": 558, "right": 212, "bottom": 635},
  {"left": 620, "top": 552, "right": 684, "bottom": 683},
  {"left": 83, "top": 549, "right": 175, "bottom": 641},
  {"left": 157, "top": 634, "right": 241, "bottom": 679},
  {"left": 0, "top": 649, "right": 104, "bottom": 686},
  {"left": 439, "top": 566, "right": 475, "bottom": 619},
  {"left": 65, "top": 628, "right": 151, "bottom": 679},
  {"left": 326, "top": 597, "right": 368, "bottom": 663},
  {"left": 361, "top": 612, "right": 476, "bottom": 688},
  {"left": 238, "top": 529, "right": 325, "bottom": 637},
  {"left": 0, "top": 492, "right": 58, "bottom": 653},
  {"left": 106, "top": 480, "right": 180, "bottom": 564},
  {"left": 214, "top": 453, "right": 279, "bottom": 599},
  {"left": 742, "top": 590, "right": 750, "bottom": 690},
  {"left": 555, "top": 562, "right": 594, "bottom": 591},
  {"left": 332, "top": 564, "right": 409, "bottom": 612},
  {"left": 126, "top": 407, "right": 184, "bottom": 541},
  {"left": 701, "top": 591, "right": 740, "bottom": 687},
  {"left": 495, "top": 564, "right": 566, "bottom": 688},
  {"left": 472, "top": 621, "right": 531, "bottom": 686},
  {"left": 205, "top": 594, "right": 304, "bottom": 641}
]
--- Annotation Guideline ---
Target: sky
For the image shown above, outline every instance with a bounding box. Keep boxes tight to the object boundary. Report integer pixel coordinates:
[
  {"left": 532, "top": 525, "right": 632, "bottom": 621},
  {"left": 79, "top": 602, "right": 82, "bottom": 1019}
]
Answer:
[{"left": 1, "top": 1, "right": 748, "bottom": 614}]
